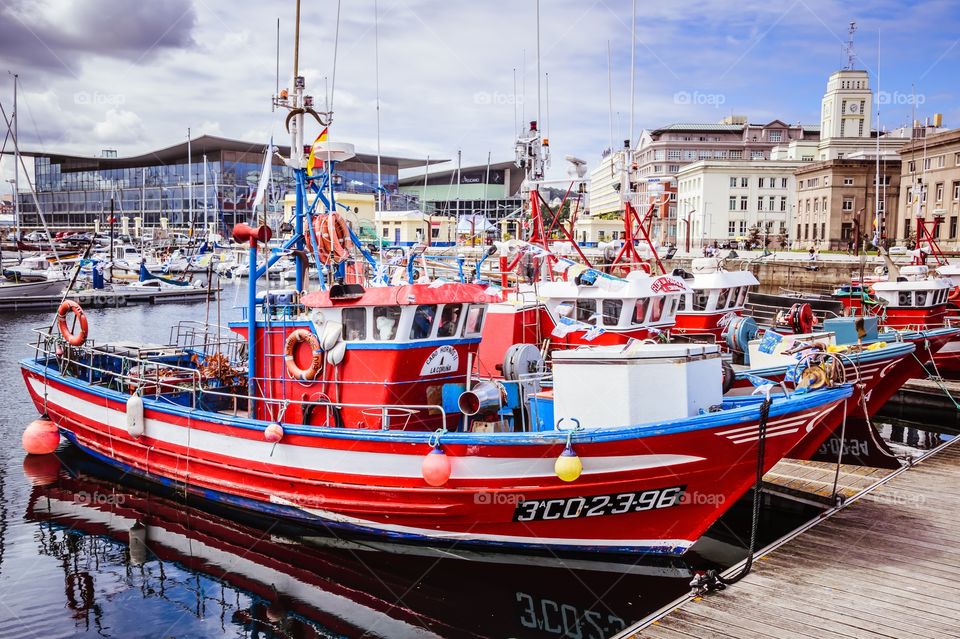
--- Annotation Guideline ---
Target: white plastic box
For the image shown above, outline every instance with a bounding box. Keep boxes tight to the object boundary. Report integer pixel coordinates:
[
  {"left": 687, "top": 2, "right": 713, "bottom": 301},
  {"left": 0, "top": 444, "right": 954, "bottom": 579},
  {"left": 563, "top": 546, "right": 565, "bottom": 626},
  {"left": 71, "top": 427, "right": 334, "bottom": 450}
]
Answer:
[{"left": 552, "top": 343, "right": 722, "bottom": 428}]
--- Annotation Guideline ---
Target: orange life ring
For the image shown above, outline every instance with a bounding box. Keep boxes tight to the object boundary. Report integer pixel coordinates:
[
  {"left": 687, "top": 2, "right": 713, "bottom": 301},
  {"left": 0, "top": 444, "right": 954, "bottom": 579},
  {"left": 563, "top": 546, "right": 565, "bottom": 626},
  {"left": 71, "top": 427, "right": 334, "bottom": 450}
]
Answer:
[
  {"left": 949, "top": 286, "right": 960, "bottom": 303},
  {"left": 57, "top": 300, "right": 88, "bottom": 346},
  {"left": 284, "top": 329, "right": 323, "bottom": 381},
  {"left": 310, "top": 213, "right": 351, "bottom": 264}
]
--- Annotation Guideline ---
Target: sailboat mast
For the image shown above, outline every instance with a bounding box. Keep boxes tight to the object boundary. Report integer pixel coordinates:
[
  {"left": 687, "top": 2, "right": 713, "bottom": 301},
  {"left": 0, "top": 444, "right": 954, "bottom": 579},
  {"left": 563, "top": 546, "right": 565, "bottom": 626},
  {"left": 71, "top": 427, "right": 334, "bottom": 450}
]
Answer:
[
  {"left": 12, "top": 73, "right": 18, "bottom": 234},
  {"left": 875, "top": 29, "right": 881, "bottom": 246}
]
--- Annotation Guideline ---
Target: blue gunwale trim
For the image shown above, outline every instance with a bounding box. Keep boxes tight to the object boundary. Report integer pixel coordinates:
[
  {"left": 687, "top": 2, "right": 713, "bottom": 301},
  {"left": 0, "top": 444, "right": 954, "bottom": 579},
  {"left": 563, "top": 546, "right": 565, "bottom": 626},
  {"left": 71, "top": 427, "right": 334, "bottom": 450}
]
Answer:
[
  {"left": 21, "top": 357, "right": 851, "bottom": 447},
  {"left": 58, "top": 430, "right": 691, "bottom": 555},
  {"left": 738, "top": 341, "right": 915, "bottom": 379}
]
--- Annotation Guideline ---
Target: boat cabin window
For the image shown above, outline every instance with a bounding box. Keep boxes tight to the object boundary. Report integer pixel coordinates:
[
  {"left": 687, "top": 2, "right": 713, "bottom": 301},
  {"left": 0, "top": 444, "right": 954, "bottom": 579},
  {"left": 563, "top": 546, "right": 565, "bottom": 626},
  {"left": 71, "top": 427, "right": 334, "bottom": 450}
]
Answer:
[
  {"left": 342, "top": 307, "right": 367, "bottom": 341},
  {"left": 633, "top": 297, "right": 650, "bottom": 324},
  {"left": 736, "top": 286, "right": 748, "bottom": 307},
  {"left": 716, "top": 288, "right": 730, "bottom": 310},
  {"left": 410, "top": 304, "right": 438, "bottom": 339},
  {"left": 437, "top": 304, "right": 463, "bottom": 337},
  {"left": 575, "top": 299, "right": 598, "bottom": 325},
  {"left": 464, "top": 304, "right": 486, "bottom": 336},
  {"left": 692, "top": 291, "right": 709, "bottom": 311},
  {"left": 649, "top": 296, "right": 666, "bottom": 323},
  {"left": 663, "top": 295, "right": 678, "bottom": 319},
  {"left": 601, "top": 299, "right": 623, "bottom": 326},
  {"left": 676, "top": 294, "right": 687, "bottom": 312},
  {"left": 374, "top": 306, "right": 402, "bottom": 340}
]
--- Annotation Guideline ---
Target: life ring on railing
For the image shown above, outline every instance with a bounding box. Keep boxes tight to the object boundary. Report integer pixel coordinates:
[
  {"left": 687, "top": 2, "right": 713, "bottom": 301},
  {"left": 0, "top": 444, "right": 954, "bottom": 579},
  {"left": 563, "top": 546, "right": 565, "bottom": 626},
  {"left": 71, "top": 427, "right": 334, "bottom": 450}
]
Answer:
[
  {"left": 57, "top": 300, "right": 88, "bottom": 346},
  {"left": 311, "top": 213, "right": 351, "bottom": 264},
  {"left": 949, "top": 286, "right": 960, "bottom": 304},
  {"left": 284, "top": 329, "right": 323, "bottom": 381}
]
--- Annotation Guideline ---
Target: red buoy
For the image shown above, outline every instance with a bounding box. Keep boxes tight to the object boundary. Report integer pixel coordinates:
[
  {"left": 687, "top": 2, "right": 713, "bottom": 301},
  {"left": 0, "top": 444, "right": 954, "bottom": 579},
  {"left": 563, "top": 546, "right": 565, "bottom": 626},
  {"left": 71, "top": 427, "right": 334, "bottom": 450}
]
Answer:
[
  {"left": 264, "top": 423, "right": 284, "bottom": 443},
  {"left": 421, "top": 446, "right": 452, "bottom": 487},
  {"left": 22, "top": 419, "right": 60, "bottom": 455}
]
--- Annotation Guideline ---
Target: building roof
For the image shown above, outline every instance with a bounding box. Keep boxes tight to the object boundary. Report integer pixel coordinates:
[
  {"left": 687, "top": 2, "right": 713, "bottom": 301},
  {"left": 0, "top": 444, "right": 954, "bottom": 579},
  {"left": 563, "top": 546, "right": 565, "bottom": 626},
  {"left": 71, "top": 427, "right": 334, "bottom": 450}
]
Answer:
[
  {"left": 651, "top": 123, "right": 820, "bottom": 134},
  {"left": 897, "top": 127, "right": 960, "bottom": 155},
  {"left": 8, "top": 135, "right": 442, "bottom": 170},
  {"left": 398, "top": 160, "right": 519, "bottom": 186}
]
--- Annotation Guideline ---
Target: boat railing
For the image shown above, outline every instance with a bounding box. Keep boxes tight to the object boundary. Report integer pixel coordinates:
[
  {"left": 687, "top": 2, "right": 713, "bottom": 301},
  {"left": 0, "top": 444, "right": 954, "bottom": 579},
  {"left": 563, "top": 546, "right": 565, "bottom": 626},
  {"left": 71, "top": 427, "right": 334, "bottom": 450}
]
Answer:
[
  {"left": 195, "top": 385, "right": 451, "bottom": 432},
  {"left": 29, "top": 327, "right": 455, "bottom": 431},
  {"left": 169, "top": 320, "right": 246, "bottom": 361}
]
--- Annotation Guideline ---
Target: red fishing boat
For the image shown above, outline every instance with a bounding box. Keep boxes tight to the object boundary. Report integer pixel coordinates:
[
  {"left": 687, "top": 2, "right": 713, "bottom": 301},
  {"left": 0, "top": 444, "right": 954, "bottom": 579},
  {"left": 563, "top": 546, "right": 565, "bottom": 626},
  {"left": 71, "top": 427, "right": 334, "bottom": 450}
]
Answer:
[{"left": 20, "top": 43, "right": 856, "bottom": 555}]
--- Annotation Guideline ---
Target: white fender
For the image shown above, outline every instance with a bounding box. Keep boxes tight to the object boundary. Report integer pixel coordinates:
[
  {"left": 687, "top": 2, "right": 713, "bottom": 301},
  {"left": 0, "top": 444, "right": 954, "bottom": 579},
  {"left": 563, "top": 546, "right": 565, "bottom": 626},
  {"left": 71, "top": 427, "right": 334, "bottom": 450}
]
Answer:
[
  {"left": 321, "top": 320, "right": 343, "bottom": 351},
  {"left": 326, "top": 340, "right": 346, "bottom": 366},
  {"left": 126, "top": 394, "right": 145, "bottom": 438}
]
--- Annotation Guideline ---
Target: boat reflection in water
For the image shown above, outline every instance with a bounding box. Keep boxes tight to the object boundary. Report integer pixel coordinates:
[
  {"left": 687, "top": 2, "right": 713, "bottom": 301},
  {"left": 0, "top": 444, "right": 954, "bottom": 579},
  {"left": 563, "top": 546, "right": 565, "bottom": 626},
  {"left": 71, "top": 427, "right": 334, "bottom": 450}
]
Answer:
[{"left": 25, "top": 448, "right": 696, "bottom": 639}]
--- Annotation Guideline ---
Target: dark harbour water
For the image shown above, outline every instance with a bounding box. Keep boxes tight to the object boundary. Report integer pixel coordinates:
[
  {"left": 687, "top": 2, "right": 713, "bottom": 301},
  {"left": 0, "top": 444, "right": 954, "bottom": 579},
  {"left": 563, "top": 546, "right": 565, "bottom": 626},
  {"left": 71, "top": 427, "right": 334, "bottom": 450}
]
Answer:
[{"left": 0, "top": 286, "right": 951, "bottom": 639}]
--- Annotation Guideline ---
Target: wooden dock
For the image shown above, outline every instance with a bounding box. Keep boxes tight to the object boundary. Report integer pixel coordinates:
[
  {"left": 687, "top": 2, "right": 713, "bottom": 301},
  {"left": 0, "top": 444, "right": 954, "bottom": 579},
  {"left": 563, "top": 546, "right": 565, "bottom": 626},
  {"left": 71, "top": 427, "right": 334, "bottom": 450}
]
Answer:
[
  {"left": 762, "top": 459, "right": 896, "bottom": 506},
  {"left": 620, "top": 438, "right": 960, "bottom": 639}
]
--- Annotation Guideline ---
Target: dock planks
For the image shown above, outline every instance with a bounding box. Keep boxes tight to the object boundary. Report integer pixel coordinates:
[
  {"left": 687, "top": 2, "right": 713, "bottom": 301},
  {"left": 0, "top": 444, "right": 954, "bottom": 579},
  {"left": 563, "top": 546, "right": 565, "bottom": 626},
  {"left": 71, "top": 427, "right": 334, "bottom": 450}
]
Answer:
[
  {"left": 623, "top": 440, "right": 960, "bottom": 639},
  {"left": 762, "top": 459, "right": 896, "bottom": 505}
]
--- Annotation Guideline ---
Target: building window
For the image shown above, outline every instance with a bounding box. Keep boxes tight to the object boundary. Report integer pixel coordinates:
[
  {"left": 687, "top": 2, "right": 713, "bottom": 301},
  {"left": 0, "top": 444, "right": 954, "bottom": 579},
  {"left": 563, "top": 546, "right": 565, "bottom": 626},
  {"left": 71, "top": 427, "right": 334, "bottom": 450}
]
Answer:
[
  {"left": 858, "top": 119, "right": 864, "bottom": 136},
  {"left": 802, "top": 155, "right": 814, "bottom": 161},
  {"left": 909, "top": 160, "right": 916, "bottom": 172},
  {"left": 741, "top": 177, "right": 749, "bottom": 188},
  {"left": 953, "top": 181, "right": 960, "bottom": 201},
  {"left": 904, "top": 218, "right": 911, "bottom": 238},
  {"left": 729, "top": 197, "right": 737, "bottom": 211},
  {"left": 780, "top": 197, "right": 787, "bottom": 212},
  {"left": 821, "top": 222, "right": 826, "bottom": 239},
  {"left": 796, "top": 223, "right": 801, "bottom": 238},
  {"left": 668, "top": 165, "right": 680, "bottom": 173},
  {"left": 729, "top": 177, "right": 737, "bottom": 187},
  {"left": 740, "top": 196, "right": 748, "bottom": 211},
  {"left": 739, "top": 220, "right": 747, "bottom": 235},
  {"left": 654, "top": 150, "right": 665, "bottom": 161},
  {"left": 730, "top": 150, "right": 743, "bottom": 160},
  {"left": 843, "top": 177, "right": 854, "bottom": 186},
  {"left": 769, "top": 196, "right": 776, "bottom": 211},
  {"left": 804, "top": 223, "right": 809, "bottom": 239},
  {"left": 950, "top": 216, "right": 958, "bottom": 239},
  {"left": 936, "top": 182, "right": 944, "bottom": 202},
  {"left": 751, "top": 150, "right": 764, "bottom": 160},
  {"left": 842, "top": 198, "right": 854, "bottom": 211},
  {"left": 770, "top": 131, "right": 782, "bottom": 143},
  {"left": 781, "top": 177, "right": 788, "bottom": 188},
  {"left": 728, "top": 220, "right": 736, "bottom": 236},
  {"left": 757, "top": 197, "right": 764, "bottom": 211},
  {"left": 667, "top": 149, "right": 681, "bottom": 161},
  {"left": 758, "top": 177, "right": 765, "bottom": 188}
]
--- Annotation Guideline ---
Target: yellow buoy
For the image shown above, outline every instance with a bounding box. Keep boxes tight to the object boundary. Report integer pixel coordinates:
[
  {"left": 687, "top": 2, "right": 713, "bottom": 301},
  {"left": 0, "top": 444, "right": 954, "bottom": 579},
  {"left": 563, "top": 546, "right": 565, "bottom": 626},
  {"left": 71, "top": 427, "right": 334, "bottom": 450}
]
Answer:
[{"left": 555, "top": 444, "right": 582, "bottom": 482}]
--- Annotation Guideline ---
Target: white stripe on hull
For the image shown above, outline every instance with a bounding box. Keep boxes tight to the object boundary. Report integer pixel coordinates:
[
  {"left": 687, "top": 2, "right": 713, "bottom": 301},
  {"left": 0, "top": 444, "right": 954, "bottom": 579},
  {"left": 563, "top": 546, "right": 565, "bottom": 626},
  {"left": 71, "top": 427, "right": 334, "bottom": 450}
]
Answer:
[{"left": 31, "top": 378, "right": 705, "bottom": 481}]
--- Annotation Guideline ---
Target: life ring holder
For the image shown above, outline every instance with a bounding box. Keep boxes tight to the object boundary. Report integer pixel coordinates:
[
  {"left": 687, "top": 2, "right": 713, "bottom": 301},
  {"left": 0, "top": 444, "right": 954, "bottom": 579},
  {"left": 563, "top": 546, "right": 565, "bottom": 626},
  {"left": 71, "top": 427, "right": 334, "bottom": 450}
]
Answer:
[
  {"left": 284, "top": 329, "right": 323, "bottom": 381},
  {"left": 57, "top": 300, "right": 89, "bottom": 347}
]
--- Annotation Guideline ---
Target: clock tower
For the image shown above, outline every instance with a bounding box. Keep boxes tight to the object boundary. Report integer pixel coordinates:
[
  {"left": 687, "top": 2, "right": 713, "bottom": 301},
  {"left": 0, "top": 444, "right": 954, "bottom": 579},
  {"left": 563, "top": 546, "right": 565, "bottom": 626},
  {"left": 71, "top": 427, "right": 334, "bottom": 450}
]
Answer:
[{"left": 819, "top": 68, "right": 872, "bottom": 144}]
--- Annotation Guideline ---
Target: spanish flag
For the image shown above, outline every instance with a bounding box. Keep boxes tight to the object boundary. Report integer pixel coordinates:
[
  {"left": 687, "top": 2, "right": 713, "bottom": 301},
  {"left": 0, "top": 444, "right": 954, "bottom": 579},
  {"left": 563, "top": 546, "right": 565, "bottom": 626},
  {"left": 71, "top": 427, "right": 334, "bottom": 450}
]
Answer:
[{"left": 306, "top": 127, "right": 329, "bottom": 176}]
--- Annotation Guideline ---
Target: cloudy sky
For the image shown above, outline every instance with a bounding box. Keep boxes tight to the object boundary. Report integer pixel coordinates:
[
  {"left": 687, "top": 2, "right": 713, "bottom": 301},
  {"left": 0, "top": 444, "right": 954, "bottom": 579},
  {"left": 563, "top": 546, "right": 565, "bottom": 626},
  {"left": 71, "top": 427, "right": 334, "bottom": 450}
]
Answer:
[{"left": 1, "top": 0, "right": 959, "bottom": 187}]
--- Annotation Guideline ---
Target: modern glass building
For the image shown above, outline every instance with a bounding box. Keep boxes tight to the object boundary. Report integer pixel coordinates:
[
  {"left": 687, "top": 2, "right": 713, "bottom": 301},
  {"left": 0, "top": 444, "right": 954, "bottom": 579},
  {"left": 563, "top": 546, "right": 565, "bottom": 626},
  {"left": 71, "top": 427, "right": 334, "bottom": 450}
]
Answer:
[
  {"left": 12, "top": 135, "right": 432, "bottom": 230},
  {"left": 398, "top": 160, "right": 525, "bottom": 222}
]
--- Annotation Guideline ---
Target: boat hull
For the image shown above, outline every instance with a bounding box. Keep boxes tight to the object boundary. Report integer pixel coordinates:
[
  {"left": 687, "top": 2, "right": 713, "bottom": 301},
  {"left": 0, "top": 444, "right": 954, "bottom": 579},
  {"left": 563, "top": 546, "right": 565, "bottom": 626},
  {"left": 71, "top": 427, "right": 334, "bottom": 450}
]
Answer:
[{"left": 21, "top": 362, "right": 849, "bottom": 554}]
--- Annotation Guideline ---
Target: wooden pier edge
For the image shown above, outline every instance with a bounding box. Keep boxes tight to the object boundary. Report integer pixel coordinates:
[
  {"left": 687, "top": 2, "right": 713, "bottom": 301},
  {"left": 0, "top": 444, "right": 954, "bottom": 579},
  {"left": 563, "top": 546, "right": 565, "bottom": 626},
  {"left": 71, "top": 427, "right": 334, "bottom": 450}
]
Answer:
[{"left": 614, "top": 434, "right": 960, "bottom": 639}]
